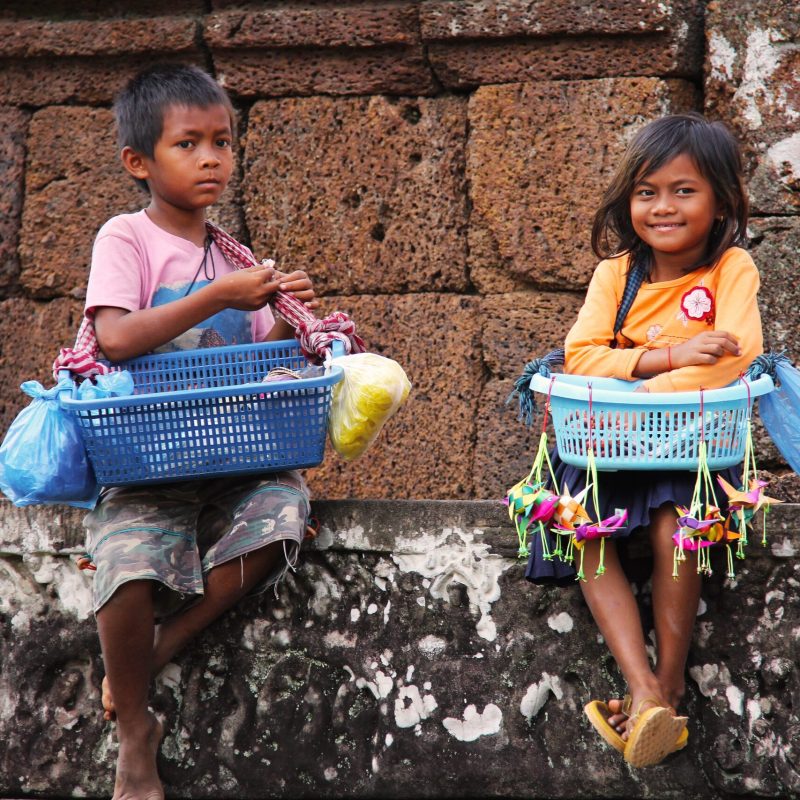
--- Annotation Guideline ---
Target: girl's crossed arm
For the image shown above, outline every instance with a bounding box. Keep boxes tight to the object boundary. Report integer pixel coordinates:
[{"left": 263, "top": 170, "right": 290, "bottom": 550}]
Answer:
[{"left": 641, "top": 255, "right": 762, "bottom": 392}]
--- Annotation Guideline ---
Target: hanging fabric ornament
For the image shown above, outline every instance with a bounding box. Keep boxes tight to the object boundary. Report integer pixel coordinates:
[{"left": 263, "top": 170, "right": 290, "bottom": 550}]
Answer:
[
  {"left": 672, "top": 503, "right": 724, "bottom": 576},
  {"left": 672, "top": 388, "right": 726, "bottom": 578},
  {"left": 504, "top": 377, "right": 560, "bottom": 559},
  {"left": 550, "top": 483, "right": 592, "bottom": 558},
  {"left": 716, "top": 376, "right": 782, "bottom": 557},
  {"left": 554, "top": 383, "right": 627, "bottom": 581}
]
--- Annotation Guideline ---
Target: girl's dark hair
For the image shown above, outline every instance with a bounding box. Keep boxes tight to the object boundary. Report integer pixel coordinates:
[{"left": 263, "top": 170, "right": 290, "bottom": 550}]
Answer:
[
  {"left": 591, "top": 112, "right": 749, "bottom": 274},
  {"left": 113, "top": 63, "right": 235, "bottom": 192}
]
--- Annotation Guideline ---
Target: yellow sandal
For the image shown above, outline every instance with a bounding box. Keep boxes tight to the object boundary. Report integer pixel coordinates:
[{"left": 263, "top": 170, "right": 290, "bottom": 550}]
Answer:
[
  {"left": 623, "top": 697, "right": 688, "bottom": 768},
  {"left": 585, "top": 695, "right": 688, "bottom": 757}
]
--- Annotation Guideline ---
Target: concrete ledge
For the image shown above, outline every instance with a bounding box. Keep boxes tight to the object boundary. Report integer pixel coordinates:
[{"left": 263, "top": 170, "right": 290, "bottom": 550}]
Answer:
[{"left": 2, "top": 500, "right": 799, "bottom": 798}]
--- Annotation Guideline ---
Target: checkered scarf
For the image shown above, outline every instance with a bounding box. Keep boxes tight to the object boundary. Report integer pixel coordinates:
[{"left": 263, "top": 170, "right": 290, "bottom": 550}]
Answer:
[{"left": 53, "top": 221, "right": 365, "bottom": 378}]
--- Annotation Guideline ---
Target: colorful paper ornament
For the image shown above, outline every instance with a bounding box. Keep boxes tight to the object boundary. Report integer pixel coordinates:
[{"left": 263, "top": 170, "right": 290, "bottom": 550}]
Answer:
[
  {"left": 570, "top": 509, "right": 628, "bottom": 545},
  {"left": 552, "top": 484, "right": 592, "bottom": 530},
  {"left": 504, "top": 430, "right": 559, "bottom": 559}
]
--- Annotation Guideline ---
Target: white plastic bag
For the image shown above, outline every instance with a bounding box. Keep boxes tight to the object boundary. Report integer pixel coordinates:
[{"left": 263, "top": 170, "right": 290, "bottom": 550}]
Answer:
[{"left": 328, "top": 353, "right": 411, "bottom": 460}]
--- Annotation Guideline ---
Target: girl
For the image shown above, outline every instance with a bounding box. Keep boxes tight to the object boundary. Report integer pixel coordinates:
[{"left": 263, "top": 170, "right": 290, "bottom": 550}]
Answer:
[{"left": 525, "top": 113, "right": 763, "bottom": 767}]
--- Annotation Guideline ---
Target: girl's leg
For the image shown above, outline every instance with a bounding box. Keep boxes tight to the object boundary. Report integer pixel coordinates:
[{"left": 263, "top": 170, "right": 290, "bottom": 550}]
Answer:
[
  {"left": 578, "top": 538, "right": 666, "bottom": 738},
  {"left": 103, "top": 541, "right": 283, "bottom": 719},
  {"left": 648, "top": 504, "right": 701, "bottom": 710},
  {"left": 96, "top": 580, "right": 164, "bottom": 800}
]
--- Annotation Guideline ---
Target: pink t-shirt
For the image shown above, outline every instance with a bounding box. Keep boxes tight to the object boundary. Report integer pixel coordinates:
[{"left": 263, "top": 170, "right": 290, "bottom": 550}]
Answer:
[{"left": 85, "top": 210, "right": 275, "bottom": 352}]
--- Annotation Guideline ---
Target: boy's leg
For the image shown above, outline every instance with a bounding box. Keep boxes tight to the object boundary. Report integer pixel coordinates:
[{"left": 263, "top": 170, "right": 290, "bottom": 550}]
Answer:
[
  {"left": 147, "top": 472, "right": 307, "bottom": 672},
  {"left": 103, "top": 541, "right": 284, "bottom": 719},
  {"left": 96, "top": 579, "right": 164, "bottom": 800},
  {"left": 648, "top": 504, "right": 702, "bottom": 711},
  {"left": 578, "top": 537, "right": 666, "bottom": 738},
  {"left": 152, "top": 540, "right": 283, "bottom": 672}
]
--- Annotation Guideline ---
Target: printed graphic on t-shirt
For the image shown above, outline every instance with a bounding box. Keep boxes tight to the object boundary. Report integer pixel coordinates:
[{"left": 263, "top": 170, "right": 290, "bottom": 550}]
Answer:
[{"left": 151, "top": 280, "right": 253, "bottom": 352}]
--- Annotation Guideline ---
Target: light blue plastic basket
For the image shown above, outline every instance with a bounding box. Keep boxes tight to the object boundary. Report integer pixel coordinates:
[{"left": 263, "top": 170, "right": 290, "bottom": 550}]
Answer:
[
  {"left": 59, "top": 340, "right": 344, "bottom": 486},
  {"left": 529, "top": 373, "right": 774, "bottom": 471}
]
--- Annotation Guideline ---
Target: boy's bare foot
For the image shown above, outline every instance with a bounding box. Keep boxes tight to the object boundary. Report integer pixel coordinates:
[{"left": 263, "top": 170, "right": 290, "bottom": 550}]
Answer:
[
  {"left": 102, "top": 675, "right": 117, "bottom": 721},
  {"left": 112, "top": 712, "right": 164, "bottom": 800}
]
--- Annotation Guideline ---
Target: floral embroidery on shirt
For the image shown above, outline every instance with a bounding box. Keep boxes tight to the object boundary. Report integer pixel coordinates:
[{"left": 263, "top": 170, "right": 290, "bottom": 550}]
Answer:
[
  {"left": 680, "top": 286, "right": 715, "bottom": 324},
  {"left": 647, "top": 324, "right": 662, "bottom": 341}
]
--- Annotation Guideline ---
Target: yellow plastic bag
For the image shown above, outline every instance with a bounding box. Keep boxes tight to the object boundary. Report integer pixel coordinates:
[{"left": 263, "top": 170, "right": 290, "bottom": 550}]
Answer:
[{"left": 328, "top": 353, "right": 411, "bottom": 460}]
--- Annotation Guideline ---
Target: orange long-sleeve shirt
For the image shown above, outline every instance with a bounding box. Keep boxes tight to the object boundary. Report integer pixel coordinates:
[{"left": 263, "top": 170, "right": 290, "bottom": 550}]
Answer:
[{"left": 564, "top": 247, "right": 763, "bottom": 392}]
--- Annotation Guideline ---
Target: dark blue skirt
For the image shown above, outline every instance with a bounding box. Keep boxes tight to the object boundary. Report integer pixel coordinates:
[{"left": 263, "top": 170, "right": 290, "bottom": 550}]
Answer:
[{"left": 524, "top": 448, "right": 740, "bottom": 586}]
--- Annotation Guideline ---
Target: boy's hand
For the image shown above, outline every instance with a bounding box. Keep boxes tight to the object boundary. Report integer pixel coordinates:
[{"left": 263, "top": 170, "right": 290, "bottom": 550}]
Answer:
[
  {"left": 672, "top": 331, "right": 741, "bottom": 368},
  {"left": 276, "top": 269, "right": 320, "bottom": 310},
  {"left": 214, "top": 264, "right": 282, "bottom": 310}
]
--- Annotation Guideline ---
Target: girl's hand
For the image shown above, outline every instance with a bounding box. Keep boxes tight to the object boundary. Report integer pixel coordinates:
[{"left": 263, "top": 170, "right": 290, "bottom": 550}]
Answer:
[
  {"left": 214, "top": 264, "right": 282, "bottom": 310},
  {"left": 672, "top": 331, "right": 741, "bottom": 368},
  {"left": 276, "top": 269, "right": 320, "bottom": 310}
]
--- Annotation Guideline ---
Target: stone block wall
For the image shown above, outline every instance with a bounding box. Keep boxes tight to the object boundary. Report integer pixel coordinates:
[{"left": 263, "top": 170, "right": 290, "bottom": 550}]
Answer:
[
  {"left": 0, "top": 0, "right": 797, "bottom": 501},
  {"left": 1, "top": 5, "right": 799, "bottom": 798}
]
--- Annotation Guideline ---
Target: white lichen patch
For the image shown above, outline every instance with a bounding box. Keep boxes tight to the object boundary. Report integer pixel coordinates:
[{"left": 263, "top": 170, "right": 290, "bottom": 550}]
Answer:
[
  {"left": 547, "top": 612, "right": 574, "bottom": 634},
  {"left": 392, "top": 527, "right": 512, "bottom": 642},
  {"left": 759, "top": 589, "right": 786, "bottom": 630},
  {"left": 695, "top": 620, "right": 714, "bottom": 648},
  {"left": 418, "top": 634, "right": 447, "bottom": 658},
  {"left": 375, "top": 671, "right": 393, "bottom": 698},
  {"left": 156, "top": 663, "right": 182, "bottom": 693},
  {"left": 734, "top": 28, "right": 784, "bottom": 130},
  {"left": 321, "top": 523, "right": 374, "bottom": 552},
  {"left": 747, "top": 698, "right": 762, "bottom": 730},
  {"left": 28, "top": 555, "right": 94, "bottom": 622},
  {"left": 520, "top": 673, "right": 564, "bottom": 721},
  {"left": 442, "top": 703, "right": 502, "bottom": 741},
  {"left": 726, "top": 685, "right": 745, "bottom": 716},
  {"left": 709, "top": 30, "right": 736, "bottom": 81},
  {"left": 323, "top": 630, "right": 357, "bottom": 649},
  {"left": 773, "top": 536, "right": 797, "bottom": 557},
  {"left": 394, "top": 685, "right": 438, "bottom": 728},
  {"left": 309, "top": 569, "right": 343, "bottom": 617},
  {"left": 689, "top": 663, "right": 732, "bottom": 698},
  {"left": 766, "top": 132, "right": 800, "bottom": 185}
]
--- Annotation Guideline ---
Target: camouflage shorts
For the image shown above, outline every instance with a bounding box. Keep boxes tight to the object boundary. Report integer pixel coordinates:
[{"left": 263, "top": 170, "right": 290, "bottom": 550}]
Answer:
[{"left": 83, "top": 470, "right": 310, "bottom": 618}]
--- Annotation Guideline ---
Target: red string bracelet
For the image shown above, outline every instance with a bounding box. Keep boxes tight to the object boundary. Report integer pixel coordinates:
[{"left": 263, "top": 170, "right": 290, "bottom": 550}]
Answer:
[{"left": 667, "top": 346, "right": 673, "bottom": 371}]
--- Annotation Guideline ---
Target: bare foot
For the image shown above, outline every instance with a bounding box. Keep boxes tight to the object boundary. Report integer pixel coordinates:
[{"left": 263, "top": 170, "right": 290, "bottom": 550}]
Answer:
[
  {"left": 112, "top": 712, "right": 164, "bottom": 800},
  {"left": 102, "top": 675, "right": 116, "bottom": 722},
  {"left": 621, "top": 691, "right": 677, "bottom": 741},
  {"left": 606, "top": 697, "right": 629, "bottom": 734},
  {"left": 654, "top": 673, "right": 686, "bottom": 713}
]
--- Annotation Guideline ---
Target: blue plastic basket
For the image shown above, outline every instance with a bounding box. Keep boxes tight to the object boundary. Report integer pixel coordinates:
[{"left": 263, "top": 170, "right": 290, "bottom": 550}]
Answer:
[
  {"left": 58, "top": 340, "right": 344, "bottom": 486},
  {"left": 529, "top": 373, "right": 774, "bottom": 471}
]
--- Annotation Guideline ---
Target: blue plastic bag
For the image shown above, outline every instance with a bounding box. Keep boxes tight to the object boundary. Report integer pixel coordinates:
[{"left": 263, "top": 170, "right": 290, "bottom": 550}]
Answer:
[
  {"left": 0, "top": 378, "right": 99, "bottom": 508},
  {"left": 76, "top": 370, "right": 134, "bottom": 401},
  {"left": 759, "top": 358, "right": 800, "bottom": 475}
]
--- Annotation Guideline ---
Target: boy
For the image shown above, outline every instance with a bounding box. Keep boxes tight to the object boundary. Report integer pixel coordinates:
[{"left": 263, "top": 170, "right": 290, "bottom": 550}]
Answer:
[{"left": 81, "top": 64, "right": 318, "bottom": 800}]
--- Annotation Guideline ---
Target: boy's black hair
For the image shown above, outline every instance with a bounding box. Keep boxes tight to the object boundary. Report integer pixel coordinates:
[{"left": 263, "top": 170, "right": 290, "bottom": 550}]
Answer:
[
  {"left": 114, "top": 63, "right": 235, "bottom": 192},
  {"left": 591, "top": 112, "right": 749, "bottom": 275}
]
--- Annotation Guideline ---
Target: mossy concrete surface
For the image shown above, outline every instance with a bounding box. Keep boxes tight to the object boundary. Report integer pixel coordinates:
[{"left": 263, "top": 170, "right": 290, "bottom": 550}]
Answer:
[{"left": 1, "top": 499, "right": 799, "bottom": 798}]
